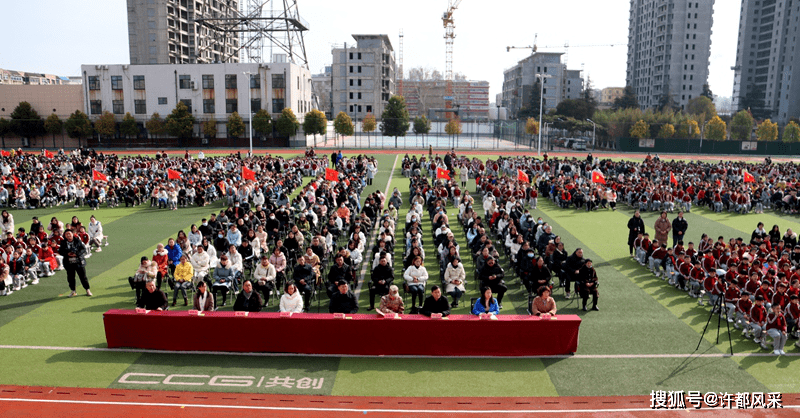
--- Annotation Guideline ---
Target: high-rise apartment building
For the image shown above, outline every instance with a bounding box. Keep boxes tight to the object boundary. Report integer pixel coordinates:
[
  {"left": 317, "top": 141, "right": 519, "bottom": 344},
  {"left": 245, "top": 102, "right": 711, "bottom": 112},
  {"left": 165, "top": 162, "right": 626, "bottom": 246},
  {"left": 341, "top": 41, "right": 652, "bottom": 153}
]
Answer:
[
  {"left": 626, "top": 0, "right": 714, "bottom": 110},
  {"left": 501, "top": 52, "right": 584, "bottom": 118},
  {"left": 127, "top": 0, "right": 240, "bottom": 65},
  {"left": 330, "top": 35, "right": 396, "bottom": 120},
  {"left": 731, "top": 0, "right": 800, "bottom": 125}
]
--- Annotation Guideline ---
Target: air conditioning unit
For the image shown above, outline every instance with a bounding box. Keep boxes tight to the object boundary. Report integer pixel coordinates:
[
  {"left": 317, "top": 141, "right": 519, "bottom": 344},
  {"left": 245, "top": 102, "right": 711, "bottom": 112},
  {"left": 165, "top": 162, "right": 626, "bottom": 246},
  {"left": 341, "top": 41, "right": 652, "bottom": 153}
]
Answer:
[{"left": 191, "top": 81, "right": 197, "bottom": 90}]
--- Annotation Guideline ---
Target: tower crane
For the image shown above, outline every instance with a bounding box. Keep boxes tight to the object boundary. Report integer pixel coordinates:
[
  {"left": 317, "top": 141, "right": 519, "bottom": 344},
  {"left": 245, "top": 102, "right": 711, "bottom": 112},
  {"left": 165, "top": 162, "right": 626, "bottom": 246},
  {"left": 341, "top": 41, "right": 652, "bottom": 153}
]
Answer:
[{"left": 442, "top": 0, "right": 464, "bottom": 119}]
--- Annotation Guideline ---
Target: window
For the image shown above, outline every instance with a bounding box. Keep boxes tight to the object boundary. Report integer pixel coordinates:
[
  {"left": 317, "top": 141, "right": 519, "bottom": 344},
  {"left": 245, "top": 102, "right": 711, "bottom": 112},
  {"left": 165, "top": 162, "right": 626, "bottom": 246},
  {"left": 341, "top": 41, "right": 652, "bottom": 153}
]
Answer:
[
  {"left": 357, "top": 92, "right": 362, "bottom": 99},
  {"left": 158, "top": 97, "right": 168, "bottom": 105},
  {"left": 358, "top": 53, "right": 362, "bottom": 59},
  {"left": 349, "top": 79, "right": 354, "bottom": 86},
  {"left": 203, "top": 99, "right": 215, "bottom": 113},
  {"left": 226, "top": 98, "right": 237, "bottom": 113},
  {"left": 111, "top": 76, "right": 123, "bottom": 90},
  {"left": 358, "top": 79, "right": 362, "bottom": 86},
  {"left": 349, "top": 66, "right": 354, "bottom": 73},
  {"left": 349, "top": 92, "right": 354, "bottom": 99},
  {"left": 225, "top": 74, "right": 236, "bottom": 89},
  {"left": 202, "top": 74, "right": 214, "bottom": 89},
  {"left": 271, "top": 74, "right": 285, "bottom": 88},
  {"left": 88, "top": 76, "right": 100, "bottom": 90},
  {"left": 349, "top": 52, "right": 353, "bottom": 59},
  {"left": 358, "top": 105, "right": 362, "bottom": 113},
  {"left": 366, "top": 105, "right": 372, "bottom": 113},
  {"left": 134, "top": 100, "right": 147, "bottom": 115},
  {"left": 90, "top": 100, "right": 102, "bottom": 115},
  {"left": 357, "top": 66, "right": 362, "bottom": 73},
  {"left": 349, "top": 105, "right": 354, "bottom": 112},
  {"left": 251, "top": 98, "right": 261, "bottom": 112},
  {"left": 179, "top": 75, "right": 191, "bottom": 89},
  {"left": 543, "top": 88, "right": 547, "bottom": 94},
  {"left": 180, "top": 99, "right": 192, "bottom": 113},
  {"left": 250, "top": 74, "right": 260, "bottom": 89},
  {"left": 112, "top": 100, "right": 124, "bottom": 114},
  {"left": 272, "top": 98, "right": 284, "bottom": 113},
  {"left": 133, "top": 75, "right": 145, "bottom": 90}
]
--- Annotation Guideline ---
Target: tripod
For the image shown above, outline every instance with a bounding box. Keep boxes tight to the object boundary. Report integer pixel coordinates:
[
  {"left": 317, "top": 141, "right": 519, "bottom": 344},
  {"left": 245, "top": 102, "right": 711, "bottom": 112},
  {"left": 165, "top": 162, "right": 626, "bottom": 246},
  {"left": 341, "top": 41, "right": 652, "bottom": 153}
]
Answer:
[{"left": 696, "top": 293, "right": 734, "bottom": 355}]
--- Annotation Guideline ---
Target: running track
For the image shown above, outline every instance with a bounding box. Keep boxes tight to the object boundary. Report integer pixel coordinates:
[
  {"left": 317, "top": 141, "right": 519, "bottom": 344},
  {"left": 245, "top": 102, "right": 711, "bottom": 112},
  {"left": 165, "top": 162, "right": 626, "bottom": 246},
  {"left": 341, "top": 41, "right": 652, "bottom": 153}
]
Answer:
[{"left": 0, "top": 385, "right": 796, "bottom": 417}]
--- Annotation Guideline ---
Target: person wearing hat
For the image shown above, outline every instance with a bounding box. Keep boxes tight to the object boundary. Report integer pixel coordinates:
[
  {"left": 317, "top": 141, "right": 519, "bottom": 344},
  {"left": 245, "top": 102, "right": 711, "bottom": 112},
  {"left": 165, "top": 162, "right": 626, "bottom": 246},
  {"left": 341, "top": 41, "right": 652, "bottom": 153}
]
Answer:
[
  {"left": 749, "top": 295, "right": 768, "bottom": 345},
  {"left": 578, "top": 258, "right": 599, "bottom": 311}
]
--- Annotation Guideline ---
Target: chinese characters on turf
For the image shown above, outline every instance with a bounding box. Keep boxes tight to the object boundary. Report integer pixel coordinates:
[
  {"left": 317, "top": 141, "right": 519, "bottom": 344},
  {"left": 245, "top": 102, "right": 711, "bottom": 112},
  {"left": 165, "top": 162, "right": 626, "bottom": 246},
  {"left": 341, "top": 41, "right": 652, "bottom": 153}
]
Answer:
[{"left": 650, "top": 391, "right": 782, "bottom": 409}]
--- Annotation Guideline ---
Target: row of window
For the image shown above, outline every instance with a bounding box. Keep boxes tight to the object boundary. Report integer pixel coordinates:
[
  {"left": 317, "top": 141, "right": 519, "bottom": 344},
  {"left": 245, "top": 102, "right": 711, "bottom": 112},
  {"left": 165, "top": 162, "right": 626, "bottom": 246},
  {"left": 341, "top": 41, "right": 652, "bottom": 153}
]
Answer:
[
  {"left": 90, "top": 98, "right": 285, "bottom": 115},
  {"left": 90, "top": 73, "right": 286, "bottom": 91}
]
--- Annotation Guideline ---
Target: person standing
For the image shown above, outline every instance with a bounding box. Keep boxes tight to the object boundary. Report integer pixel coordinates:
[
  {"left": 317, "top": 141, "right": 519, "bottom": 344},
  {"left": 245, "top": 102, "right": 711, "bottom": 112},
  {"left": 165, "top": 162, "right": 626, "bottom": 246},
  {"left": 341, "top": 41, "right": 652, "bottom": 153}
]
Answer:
[
  {"left": 672, "top": 211, "right": 688, "bottom": 247},
  {"left": 654, "top": 211, "right": 672, "bottom": 246},
  {"left": 59, "top": 230, "right": 91, "bottom": 297},
  {"left": 578, "top": 259, "right": 599, "bottom": 311},
  {"left": 627, "top": 211, "right": 645, "bottom": 257}
]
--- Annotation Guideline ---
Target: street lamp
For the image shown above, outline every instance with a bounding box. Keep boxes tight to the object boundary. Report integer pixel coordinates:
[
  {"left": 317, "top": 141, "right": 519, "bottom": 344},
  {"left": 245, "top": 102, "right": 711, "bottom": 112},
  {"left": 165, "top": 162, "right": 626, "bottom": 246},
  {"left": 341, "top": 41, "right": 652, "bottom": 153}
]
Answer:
[
  {"left": 535, "top": 73, "right": 552, "bottom": 155},
  {"left": 586, "top": 118, "right": 596, "bottom": 151},
  {"left": 243, "top": 71, "right": 254, "bottom": 157}
]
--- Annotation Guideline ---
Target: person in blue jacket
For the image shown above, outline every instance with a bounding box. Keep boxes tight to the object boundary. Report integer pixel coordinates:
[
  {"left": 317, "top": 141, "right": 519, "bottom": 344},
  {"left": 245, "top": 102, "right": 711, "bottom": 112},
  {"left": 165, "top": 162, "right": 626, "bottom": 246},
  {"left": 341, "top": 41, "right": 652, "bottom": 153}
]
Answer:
[
  {"left": 472, "top": 287, "right": 500, "bottom": 316},
  {"left": 165, "top": 237, "right": 183, "bottom": 278}
]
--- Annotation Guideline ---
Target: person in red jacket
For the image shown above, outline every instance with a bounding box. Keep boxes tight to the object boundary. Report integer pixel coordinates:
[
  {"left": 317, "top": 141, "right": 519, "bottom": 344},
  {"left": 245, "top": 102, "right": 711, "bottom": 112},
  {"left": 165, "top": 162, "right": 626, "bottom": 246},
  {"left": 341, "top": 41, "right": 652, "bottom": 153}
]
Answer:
[
  {"left": 749, "top": 295, "right": 768, "bottom": 344},
  {"left": 786, "top": 294, "right": 800, "bottom": 340},
  {"left": 772, "top": 282, "right": 790, "bottom": 311},
  {"left": 152, "top": 243, "right": 169, "bottom": 290},
  {"left": 735, "top": 291, "right": 753, "bottom": 332},
  {"left": 765, "top": 304, "right": 788, "bottom": 355}
]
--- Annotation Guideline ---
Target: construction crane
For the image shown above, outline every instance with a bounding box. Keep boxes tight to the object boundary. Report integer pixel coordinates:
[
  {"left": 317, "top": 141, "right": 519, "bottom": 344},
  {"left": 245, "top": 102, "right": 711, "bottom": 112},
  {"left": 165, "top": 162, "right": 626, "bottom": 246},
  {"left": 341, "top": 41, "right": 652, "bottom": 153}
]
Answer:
[
  {"left": 442, "top": 0, "right": 463, "bottom": 119},
  {"left": 506, "top": 43, "right": 626, "bottom": 52}
]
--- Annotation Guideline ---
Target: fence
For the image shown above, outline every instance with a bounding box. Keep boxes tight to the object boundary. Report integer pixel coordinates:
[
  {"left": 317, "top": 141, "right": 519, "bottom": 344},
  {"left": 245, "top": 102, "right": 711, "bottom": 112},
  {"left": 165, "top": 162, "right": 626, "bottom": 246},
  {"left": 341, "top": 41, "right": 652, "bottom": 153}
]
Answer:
[{"left": 616, "top": 137, "right": 800, "bottom": 156}]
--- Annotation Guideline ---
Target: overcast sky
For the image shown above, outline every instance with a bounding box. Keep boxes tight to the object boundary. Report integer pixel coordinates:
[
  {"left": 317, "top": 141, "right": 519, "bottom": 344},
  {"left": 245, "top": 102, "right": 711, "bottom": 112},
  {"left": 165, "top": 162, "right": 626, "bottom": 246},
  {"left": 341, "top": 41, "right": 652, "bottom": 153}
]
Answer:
[{"left": 1, "top": 0, "right": 740, "bottom": 101}]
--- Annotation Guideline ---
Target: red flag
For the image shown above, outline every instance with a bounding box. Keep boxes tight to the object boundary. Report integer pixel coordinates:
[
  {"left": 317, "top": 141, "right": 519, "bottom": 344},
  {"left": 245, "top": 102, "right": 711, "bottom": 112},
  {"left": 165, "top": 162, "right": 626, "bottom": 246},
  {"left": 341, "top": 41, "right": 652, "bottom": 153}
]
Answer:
[
  {"left": 436, "top": 167, "right": 450, "bottom": 180},
  {"left": 12, "top": 175, "right": 20, "bottom": 189},
  {"left": 591, "top": 170, "right": 606, "bottom": 184},
  {"left": 92, "top": 170, "right": 108, "bottom": 182},
  {"left": 0, "top": 151, "right": 7, "bottom": 157},
  {"left": 242, "top": 166, "right": 256, "bottom": 181},
  {"left": 670, "top": 172, "right": 677, "bottom": 185},
  {"left": 44, "top": 150, "right": 54, "bottom": 159},
  {"left": 325, "top": 168, "right": 339, "bottom": 182},
  {"left": 517, "top": 169, "right": 529, "bottom": 183},
  {"left": 743, "top": 170, "right": 755, "bottom": 183},
  {"left": 167, "top": 168, "right": 181, "bottom": 180}
]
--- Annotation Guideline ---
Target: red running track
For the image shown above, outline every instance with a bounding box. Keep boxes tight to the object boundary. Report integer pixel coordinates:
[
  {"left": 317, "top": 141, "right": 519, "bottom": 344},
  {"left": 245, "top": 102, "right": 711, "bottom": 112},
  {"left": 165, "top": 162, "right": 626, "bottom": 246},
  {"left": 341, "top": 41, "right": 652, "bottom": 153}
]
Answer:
[{"left": 1, "top": 385, "right": 798, "bottom": 417}]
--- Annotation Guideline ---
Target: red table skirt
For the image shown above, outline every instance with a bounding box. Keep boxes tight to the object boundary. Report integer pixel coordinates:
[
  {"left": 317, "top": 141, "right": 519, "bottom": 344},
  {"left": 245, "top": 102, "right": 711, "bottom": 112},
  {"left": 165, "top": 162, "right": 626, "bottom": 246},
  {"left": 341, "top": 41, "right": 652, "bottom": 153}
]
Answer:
[{"left": 103, "top": 310, "right": 581, "bottom": 356}]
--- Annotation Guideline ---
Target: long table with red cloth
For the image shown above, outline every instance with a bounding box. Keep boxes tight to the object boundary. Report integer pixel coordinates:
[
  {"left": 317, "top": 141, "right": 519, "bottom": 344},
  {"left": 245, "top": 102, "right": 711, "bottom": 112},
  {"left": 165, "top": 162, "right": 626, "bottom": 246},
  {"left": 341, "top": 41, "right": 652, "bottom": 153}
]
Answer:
[{"left": 103, "top": 309, "right": 581, "bottom": 356}]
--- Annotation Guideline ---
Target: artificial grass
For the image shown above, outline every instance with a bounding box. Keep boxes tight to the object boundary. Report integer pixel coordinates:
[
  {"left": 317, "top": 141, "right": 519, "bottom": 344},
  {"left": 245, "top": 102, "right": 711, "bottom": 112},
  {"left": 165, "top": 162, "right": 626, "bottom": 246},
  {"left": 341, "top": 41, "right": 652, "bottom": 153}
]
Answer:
[{"left": 0, "top": 349, "right": 141, "bottom": 388}]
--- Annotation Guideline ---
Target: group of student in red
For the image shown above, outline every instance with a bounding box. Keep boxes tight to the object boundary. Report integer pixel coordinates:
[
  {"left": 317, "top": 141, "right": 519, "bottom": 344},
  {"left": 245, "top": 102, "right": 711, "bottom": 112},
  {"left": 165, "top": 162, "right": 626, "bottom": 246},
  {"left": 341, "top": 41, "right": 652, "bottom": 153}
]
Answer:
[{"left": 634, "top": 221, "right": 797, "bottom": 355}]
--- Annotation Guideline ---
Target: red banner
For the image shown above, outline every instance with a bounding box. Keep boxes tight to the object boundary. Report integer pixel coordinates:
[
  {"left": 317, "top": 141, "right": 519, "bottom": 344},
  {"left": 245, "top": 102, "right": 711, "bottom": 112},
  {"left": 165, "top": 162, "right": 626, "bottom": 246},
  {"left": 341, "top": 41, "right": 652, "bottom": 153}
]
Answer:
[
  {"left": 325, "top": 168, "right": 339, "bottom": 182},
  {"left": 518, "top": 169, "right": 529, "bottom": 183},
  {"left": 44, "top": 150, "right": 54, "bottom": 159},
  {"left": 92, "top": 170, "right": 108, "bottom": 182},
  {"left": 242, "top": 166, "right": 256, "bottom": 181},
  {"left": 436, "top": 167, "right": 450, "bottom": 180},
  {"left": 743, "top": 170, "right": 755, "bottom": 183},
  {"left": 591, "top": 171, "right": 606, "bottom": 184},
  {"left": 167, "top": 169, "right": 181, "bottom": 180}
]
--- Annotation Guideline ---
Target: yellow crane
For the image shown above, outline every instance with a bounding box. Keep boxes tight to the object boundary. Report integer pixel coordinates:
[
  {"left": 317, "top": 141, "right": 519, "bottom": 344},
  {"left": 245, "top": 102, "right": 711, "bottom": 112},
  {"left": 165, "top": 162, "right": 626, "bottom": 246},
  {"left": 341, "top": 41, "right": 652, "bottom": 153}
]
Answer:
[{"left": 442, "top": 0, "right": 463, "bottom": 118}]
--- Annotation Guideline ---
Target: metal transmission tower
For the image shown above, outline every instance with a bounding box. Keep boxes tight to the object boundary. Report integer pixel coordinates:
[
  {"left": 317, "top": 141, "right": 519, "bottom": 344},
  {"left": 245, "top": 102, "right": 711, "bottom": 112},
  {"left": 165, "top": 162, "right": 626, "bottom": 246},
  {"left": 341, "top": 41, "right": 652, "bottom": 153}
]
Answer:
[
  {"left": 194, "top": 0, "right": 310, "bottom": 66},
  {"left": 442, "top": 0, "right": 463, "bottom": 119}
]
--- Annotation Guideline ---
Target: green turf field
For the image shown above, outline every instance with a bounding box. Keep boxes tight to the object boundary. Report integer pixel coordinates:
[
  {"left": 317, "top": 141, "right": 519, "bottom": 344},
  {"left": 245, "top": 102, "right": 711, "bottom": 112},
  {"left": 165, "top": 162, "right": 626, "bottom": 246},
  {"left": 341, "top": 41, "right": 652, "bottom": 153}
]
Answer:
[{"left": 0, "top": 151, "right": 798, "bottom": 398}]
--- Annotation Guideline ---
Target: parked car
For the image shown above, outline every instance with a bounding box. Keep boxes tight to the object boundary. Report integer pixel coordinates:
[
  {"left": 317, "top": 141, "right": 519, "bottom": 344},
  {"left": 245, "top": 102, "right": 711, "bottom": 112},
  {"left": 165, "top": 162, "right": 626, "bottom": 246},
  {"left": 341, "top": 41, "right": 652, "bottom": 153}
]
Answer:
[{"left": 564, "top": 138, "right": 587, "bottom": 151}]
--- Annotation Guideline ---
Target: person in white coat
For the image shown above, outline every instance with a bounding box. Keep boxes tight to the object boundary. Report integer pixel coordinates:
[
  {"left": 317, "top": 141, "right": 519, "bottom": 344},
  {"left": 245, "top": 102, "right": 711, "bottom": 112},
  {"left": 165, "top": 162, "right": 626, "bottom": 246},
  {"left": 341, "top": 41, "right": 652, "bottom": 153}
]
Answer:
[
  {"left": 403, "top": 256, "right": 429, "bottom": 309},
  {"left": 190, "top": 245, "right": 211, "bottom": 286},
  {"left": 444, "top": 257, "right": 466, "bottom": 307},
  {"left": 87, "top": 215, "right": 107, "bottom": 252},
  {"left": 279, "top": 282, "right": 304, "bottom": 313},
  {"left": 253, "top": 256, "right": 277, "bottom": 306}
]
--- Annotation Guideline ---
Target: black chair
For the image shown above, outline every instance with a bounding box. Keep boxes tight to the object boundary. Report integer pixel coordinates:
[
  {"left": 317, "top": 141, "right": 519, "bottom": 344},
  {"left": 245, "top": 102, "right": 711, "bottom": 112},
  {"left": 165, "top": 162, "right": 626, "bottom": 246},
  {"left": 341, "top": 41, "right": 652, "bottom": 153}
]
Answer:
[{"left": 469, "top": 297, "right": 478, "bottom": 314}]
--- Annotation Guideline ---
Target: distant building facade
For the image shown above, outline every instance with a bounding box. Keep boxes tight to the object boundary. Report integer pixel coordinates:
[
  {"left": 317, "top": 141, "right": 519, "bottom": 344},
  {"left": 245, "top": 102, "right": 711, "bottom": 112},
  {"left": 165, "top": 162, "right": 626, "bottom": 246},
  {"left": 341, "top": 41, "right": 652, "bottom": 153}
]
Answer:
[
  {"left": 311, "top": 66, "right": 332, "bottom": 119},
  {"left": 403, "top": 79, "right": 490, "bottom": 120},
  {"left": 330, "top": 35, "right": 396, "bottom": 120},
  {"left": 501, "top": 51, "right": 584, "bottom": 118},
  {"left": 0, "top": 68, "right": 75, "bottom": 86}
]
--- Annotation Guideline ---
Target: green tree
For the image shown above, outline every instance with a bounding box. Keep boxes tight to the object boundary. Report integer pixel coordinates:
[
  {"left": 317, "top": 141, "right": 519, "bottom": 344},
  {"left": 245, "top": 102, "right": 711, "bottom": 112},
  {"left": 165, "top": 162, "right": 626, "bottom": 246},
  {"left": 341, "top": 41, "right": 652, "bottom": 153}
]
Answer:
[
  {"left": 782, "top": 121, "right": 800, "bottom": 143},
  {"left": 705, "top": 115, "right": 727, "bottom": 141},
  {"left": 165, "top": 101, "right": 196, "bottom": 140},
  {"left": 10, "top": 101, "right": 45, "bottom": 143},
  {"left": 145, "top": 113, "right": 165, "bottom": 139},
  {"left": 676, "top": 119, "right": 699, "bottom": 139},
  {"left": 656, "top": 93, "right": 679, "bottom": 112},
  {"left": 612, "top": 86, "right": 639, "bottom": 111},
  {"left": 333, "top": 111, "right": 354, "bottom": 140},
  {"left": 555, "top": 99, "right": 595, "bottom": 121},
  {"left": 64, "top": 110, "right": 93, "bottom": 147},
  {"left": 444, "top": 118, "right": 462, "bottom": 136},
  {"left": 226, "top": 111, "right": 246, "bottom": 138},
  {"left": 275, "top": 108, "right": 300, "bottom": 138},
  {"left": 363, "top": 113, "right": 377, "bottom": 146},
  {"left": 252, "top": 109, "right": 273, "bottom": 138},
  {"left": 629, "top": 119, "right": 650, "bottom": 139},
  {"left": 94, "top": 111, "right": 116, "bottom": 141},
  {"left": 686, "top": 96, "right": 716, "bottom": 119},
  {"left": 657, "top": 123, "right": 675, "bottom": 139},
  {"left": 302, "top": 109, "right": 327, "bottom": 145},
  {"left": 525, "top": 117, "right": 539, "bottom": 136},
  {"left": 44, "top": 113, "right": 63, "bottom": 148},
  {"left": 202, "top": 117, "right": 217, "bottom": 138},
  {"left": 755, "top": 119, "right": 778, "bottom": 141},
  {"left": 701, "top": 84, "right": 714, "bottom": 100},
  {"left": 517, "top": 79, "right": 541, "bottom": 120},
  {"left": 0, "top": 118, "right": 11, "bottom": 148},
  {"left": 120, "top": 112, "right": 139, "bottom": 139},
  {"left": 730, "top": 109, "right": 754, "bottom": 140},
  {"left": 739, "top": 87, "right": 769, "bottom": 120},
  {"left": 380, "top": 95, "right": 410, "bottom": 146}
]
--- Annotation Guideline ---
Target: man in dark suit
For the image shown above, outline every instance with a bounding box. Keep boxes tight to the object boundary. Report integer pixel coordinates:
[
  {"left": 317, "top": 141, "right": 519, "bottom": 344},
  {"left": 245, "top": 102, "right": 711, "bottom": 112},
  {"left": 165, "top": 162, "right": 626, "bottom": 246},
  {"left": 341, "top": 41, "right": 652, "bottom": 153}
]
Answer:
[
  {"left": 329, "top": 281, "right": 358, "bottom": 314},
  {"left": 136, "top": 280, "right": 168, "bottom": 311},
  {"left": 420, "top": 285, "right": 451, "bottom": 317}
]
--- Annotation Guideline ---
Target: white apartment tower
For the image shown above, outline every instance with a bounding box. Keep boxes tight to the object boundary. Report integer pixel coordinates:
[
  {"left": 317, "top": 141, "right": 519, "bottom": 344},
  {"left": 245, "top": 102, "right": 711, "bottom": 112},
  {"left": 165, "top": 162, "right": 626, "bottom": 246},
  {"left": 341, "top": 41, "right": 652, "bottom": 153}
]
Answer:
[{"left": 626, "top": 0, "right": 714, "bottom": 110}]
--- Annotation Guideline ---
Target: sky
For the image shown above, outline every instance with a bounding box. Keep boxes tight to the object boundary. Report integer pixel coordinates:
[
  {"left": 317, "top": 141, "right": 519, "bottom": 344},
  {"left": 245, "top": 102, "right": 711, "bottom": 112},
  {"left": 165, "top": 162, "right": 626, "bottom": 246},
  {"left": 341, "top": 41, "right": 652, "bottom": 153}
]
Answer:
[{"left": 0, "top": 0, "right": 740, "bottom": 101}]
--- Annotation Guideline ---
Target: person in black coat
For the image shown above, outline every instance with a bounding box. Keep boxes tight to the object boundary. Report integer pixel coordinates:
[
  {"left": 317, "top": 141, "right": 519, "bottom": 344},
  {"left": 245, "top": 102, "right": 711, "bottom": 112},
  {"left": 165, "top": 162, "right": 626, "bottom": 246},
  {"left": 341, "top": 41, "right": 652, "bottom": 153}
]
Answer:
[
  {"left": 671, "top": 211, "right": 688, "bottom": 247},
  {"left": 478, "top": 257, "right": 508, "bottom": 308},
  {"left": 233, "top": 280, "right": 263, "bottom": 312},
  {"left": 627, "top": 211, "right": 645, "bottom": 256},
  {"left": 292, "top": 256, "right": 314, "bottom": 309},
  {"left": 329, "top": 281, "right": 359, "bottom": 314},
  {"left": 327, "top": 254, "right": 353, "bottom": 298},
  {"left": 136, "top": 280, "right": 169, "bottom": 310},
  {"left": 420, "top": 285, "right": 451, "bottom": 317},
  {"left": 369, "top": 254, "right": 394, "bottom": 310},
  {"left": 578, "top": 259, "right": 599, "bottom": 311},
  {"left": 564, "top": 248, "right": 586, "bottom": 299},
  {"left": 59, "top": 229, "right": 91, "bottom": 297}
]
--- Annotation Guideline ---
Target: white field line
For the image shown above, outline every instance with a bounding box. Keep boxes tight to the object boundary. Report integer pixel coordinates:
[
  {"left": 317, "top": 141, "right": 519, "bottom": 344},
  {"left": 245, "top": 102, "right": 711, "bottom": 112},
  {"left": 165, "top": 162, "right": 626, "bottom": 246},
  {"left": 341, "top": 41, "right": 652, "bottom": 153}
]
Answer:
[
  {"left": 354, "top": 154, "right": 398, "bottom": 300},
  {"left": 0, "top": 344, "right": 794, "bottom": 359}
]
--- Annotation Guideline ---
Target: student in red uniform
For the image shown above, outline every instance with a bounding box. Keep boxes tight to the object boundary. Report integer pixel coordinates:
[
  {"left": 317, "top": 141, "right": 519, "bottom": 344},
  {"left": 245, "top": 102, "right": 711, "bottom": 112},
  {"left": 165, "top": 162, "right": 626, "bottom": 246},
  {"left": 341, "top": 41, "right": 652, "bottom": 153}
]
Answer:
[
  {"left": 703, "top": 269, "right": 720, "bottom": 307},
  {"left": 725, "top": 280, "right": 741, "bottom": 322},
  {"left": 755, "top": 281, "right": 774, "bottom": 310},
  {"left": 772, "top": 282, "right": 790, "bottom": 311},
  {"left": 749, "top": 295, "right": 768, "bottom": 345},
  {"left": 786, "top": 294, "right": 800, "bottom": 340},
  {"left": 765, "top": 304, "right": 788, "bottom": 355},
  {"left": 735, "top": 291, "right": 752, "bottom": 332},
  {"left": 689, "top": 260, "right": 706, "bottom": 300}
]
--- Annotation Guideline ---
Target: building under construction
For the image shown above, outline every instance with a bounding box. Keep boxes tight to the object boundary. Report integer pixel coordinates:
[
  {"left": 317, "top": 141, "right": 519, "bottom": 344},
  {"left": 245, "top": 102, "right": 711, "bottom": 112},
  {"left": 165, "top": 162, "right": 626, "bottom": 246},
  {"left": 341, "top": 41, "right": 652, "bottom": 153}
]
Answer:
[{"left": 402, "top": 79, "right": 490, "bottom": 121}]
